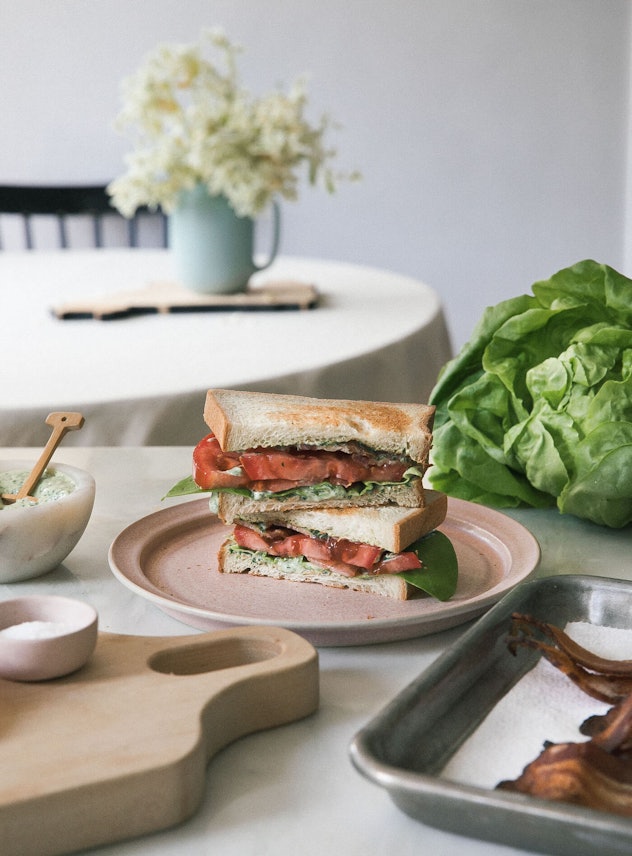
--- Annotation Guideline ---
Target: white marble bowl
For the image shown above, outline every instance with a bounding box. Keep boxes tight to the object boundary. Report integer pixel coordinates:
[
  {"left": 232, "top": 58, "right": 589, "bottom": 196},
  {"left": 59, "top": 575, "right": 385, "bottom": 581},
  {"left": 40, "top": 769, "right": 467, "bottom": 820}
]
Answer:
[
  {"left": 0, "top": 460, "right": 96, "bottom": 583},
  {"left": 0, "top": 595, "right": 98, "bottom": 681}
]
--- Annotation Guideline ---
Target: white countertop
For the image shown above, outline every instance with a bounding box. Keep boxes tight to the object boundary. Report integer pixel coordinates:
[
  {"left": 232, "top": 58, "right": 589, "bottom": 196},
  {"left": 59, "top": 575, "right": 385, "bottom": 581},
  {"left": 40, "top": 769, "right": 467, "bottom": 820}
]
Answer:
[
  {"left": 1, "top": 446, "right": 630, "bottom": 856},
  {"left": 0, "top": 251, "right": 452, "bottom": 446}
]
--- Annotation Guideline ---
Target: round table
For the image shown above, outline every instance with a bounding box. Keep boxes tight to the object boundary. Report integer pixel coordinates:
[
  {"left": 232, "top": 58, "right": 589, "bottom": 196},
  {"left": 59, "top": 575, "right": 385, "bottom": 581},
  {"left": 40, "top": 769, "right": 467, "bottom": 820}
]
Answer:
[
  {"left": 1, "top": 250, "right": 452, "bottom": 445},
  {"left": 0, "top": 446, "right": 630, "bottom": 855}
]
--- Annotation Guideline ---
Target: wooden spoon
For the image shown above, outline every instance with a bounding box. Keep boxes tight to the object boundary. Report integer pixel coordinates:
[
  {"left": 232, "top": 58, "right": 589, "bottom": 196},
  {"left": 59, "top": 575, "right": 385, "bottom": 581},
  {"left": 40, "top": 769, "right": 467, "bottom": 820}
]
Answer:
[{"left": 1, "top": 411, "right": 85, "bottom": 503}]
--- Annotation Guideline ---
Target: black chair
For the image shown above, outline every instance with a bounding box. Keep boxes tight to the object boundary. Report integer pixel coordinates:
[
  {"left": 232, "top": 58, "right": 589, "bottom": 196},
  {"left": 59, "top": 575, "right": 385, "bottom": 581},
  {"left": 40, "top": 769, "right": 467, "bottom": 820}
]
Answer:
[{"left": 0, "top": 184, "right": 167, "bottom": 249}]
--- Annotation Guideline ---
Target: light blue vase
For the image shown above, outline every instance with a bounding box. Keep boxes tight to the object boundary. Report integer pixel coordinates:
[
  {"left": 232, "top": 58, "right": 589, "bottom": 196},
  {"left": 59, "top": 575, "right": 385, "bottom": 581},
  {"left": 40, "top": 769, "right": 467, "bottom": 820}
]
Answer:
[{"left": 169, "top": 185, "right": 281, "bottom": 294}]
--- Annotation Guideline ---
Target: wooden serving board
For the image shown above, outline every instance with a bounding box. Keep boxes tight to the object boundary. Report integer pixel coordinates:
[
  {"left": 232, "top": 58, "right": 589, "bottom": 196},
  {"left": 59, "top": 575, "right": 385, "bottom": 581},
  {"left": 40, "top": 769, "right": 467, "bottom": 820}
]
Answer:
[
  {"left": 52, "top": 279, "right": 319, "bottom": 320},
  {"left": 0, "top": 625, "right": 319, "bottom": 856}
]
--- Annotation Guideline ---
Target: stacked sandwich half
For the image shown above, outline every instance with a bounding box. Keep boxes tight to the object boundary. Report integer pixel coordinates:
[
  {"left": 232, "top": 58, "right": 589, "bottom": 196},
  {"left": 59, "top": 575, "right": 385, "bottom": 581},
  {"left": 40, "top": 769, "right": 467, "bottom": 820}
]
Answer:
[{"left": 172, "top": 389, "right": 456, "bottom": 601}]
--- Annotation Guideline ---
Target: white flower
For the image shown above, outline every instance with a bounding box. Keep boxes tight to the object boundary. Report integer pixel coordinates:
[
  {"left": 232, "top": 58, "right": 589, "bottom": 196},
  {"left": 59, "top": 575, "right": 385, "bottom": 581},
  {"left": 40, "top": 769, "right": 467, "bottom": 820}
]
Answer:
[{"left": 107, "top": 28, "right": 357, "bottom": 219}]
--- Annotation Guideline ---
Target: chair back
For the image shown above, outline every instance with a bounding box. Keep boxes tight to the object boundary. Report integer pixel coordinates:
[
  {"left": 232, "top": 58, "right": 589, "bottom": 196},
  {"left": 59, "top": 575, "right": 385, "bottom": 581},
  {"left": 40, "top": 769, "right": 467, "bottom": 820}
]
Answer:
[{"left": 0, "top": 184, "right": 167, "bottom": 249}]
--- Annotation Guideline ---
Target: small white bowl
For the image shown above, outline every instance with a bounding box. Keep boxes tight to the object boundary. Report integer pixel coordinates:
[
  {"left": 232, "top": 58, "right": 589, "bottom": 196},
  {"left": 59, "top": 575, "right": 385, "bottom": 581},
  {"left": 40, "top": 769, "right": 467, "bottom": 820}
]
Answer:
[
  {"left": 0, "top": 460, "right": 95, "bottom": 583},
  {"left": 0, "top": 595, "right": 98, "bottom": 681}
]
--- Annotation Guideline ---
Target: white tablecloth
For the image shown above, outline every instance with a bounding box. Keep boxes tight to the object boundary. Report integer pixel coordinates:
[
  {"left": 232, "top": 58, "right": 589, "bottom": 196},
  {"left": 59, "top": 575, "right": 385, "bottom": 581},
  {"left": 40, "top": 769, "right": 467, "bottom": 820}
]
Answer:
[
  {"left": 1, "top": 251, "right": 452, "bottom": 446},
  {"left": 1, "top": 446, "right": 630, "bottom": 856}
]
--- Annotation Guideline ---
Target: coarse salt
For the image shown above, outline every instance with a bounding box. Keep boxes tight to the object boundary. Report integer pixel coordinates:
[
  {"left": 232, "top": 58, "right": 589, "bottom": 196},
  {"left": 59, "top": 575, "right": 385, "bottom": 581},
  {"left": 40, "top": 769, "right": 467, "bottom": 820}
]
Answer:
[{"left": 0, "top": 620, "right": 74, "bottom": 639}]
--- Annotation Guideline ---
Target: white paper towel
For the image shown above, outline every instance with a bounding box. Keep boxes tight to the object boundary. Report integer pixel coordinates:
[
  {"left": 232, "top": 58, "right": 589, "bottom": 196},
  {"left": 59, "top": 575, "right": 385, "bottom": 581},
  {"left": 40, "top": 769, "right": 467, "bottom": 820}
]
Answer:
[{"left": 441, "top": 622, "right": 632, "bottom": 789}]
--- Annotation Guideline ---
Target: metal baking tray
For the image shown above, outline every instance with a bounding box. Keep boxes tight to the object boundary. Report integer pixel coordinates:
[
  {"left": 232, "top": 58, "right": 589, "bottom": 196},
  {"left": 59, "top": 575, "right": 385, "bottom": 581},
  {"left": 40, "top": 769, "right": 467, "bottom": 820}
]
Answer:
[{"left": 350, "top": 574, "right": 632, "bottom": 856}]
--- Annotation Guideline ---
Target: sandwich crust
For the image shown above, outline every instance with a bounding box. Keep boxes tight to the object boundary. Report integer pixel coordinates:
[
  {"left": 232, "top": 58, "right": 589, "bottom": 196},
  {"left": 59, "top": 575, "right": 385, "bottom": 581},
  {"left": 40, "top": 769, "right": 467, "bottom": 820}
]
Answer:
[{"left": 204, "top": 389, "right": 435, "bottom": 464}]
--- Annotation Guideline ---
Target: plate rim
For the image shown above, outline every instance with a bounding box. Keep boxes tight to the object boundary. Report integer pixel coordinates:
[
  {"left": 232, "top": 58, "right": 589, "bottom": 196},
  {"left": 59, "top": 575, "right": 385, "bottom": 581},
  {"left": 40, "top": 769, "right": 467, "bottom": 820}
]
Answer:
[{"left": 108, "top": 496, "right": 540, "bottom": 643}]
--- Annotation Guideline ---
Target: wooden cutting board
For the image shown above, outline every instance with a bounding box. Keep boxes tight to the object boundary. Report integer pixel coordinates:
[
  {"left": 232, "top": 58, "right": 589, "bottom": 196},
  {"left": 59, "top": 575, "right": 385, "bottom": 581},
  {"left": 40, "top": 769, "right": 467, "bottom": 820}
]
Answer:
[
  {"left": 52, "top": 279, "right": 319, "bottom": 319},
  {"left": 0, "top": 625, "right": 319, "bottom": 856}
]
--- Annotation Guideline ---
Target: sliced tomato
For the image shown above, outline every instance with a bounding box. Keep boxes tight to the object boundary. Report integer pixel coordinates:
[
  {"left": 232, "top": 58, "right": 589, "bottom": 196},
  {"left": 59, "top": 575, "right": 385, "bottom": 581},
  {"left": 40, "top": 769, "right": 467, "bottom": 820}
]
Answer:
[
  {"left": 232, "top": 523, "right": 419, "bottom": 578},
  {"left": 193, "top": 434, "right": 249, "bottom": 489},
  {"left": 232, "top": 524, "right": 271, "bottom": 552},
  {"left": 249, "top": 478, "right": 305, "bottom": 493},
  {"left": 241, "top": 448, "right": 408, "bottom": 488},
  {"left": 375, "top": 552, "right": 422, "bottom": 573},
  {"left": 233, "top": 524, "right": 308, "bottom": 559},
  {"left": 271, "top": 533, "right": 311, "bottom": 559},
  {"left": 296, "top": 537, "right": 334, "bottom": 564},
  {"left": 332, "top": 540, "right": 382, "bottom": 570},
  {"left": 308, "top": 557, "right": 361, "bottom": 578},
  {"left": 240, "top": 450, "right": 316, "bottom": 482},
  {"left": 193, "top": 432, "right": 410, "bottom": 494}
]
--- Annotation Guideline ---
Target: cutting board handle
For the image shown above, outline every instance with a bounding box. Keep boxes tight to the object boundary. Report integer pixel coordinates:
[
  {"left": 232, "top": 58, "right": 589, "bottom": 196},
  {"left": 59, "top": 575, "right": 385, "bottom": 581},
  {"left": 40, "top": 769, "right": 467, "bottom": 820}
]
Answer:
[
  {"left": 139, "top": 624, "right": 320, "bottom": 757},
  {"left": 147, "top": 626, "right": 285, "bottom": 676}
]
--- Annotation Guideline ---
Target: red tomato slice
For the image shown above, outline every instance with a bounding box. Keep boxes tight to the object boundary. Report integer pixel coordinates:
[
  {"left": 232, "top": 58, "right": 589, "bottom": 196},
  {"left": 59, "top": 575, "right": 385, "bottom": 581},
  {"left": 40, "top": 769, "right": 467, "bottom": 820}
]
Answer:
[
  {"left": 233, "top": 524, "right": 309, "bottom": 559},
  {"left": 331, "top": 540, "right": 382, "bottom": 570},
  {"left": 375, "top": 552, "right": 422, "bottom": 573},
  {"left": 250, "top": 479, "right": 305, "bottom": 493},
  {"left": 294, "top": 537, "right": 332, "bottom": 564},
  {"left": 241, "top": 449, "right": 408, "bottom": 488},
  {"left": 232, "top": 524, "right": 271, "bottom": 552},
  {"left": 193, "top": 434, "right": 249, "bottom": 489},
  {"left": 272, "top": 533, "right": 311, "bottom": 559},
  {"left": 240, "top": 450, "right": 316, "bottom": 482},
  {"left": 232, "top": 523, "right": 418, "bottom": 578},
  {"left": 308, "top": 557, "right": 361, "bottom": 578},
  {"left": 193, "top": 433, "right": 410, "bottom": 494}
]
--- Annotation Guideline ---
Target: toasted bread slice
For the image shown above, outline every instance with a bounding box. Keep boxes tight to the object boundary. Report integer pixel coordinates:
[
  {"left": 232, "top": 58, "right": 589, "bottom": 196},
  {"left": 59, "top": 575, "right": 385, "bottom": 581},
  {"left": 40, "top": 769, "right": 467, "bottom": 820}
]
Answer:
[
  {"left": 216, "top": 477, "right": 426, "bottom": 523},
  {"left": 233, "top": 490, "right": 448, "bottom": 552},
  {"left": 204, "top": 389, "right": 435, "bottom": 464}
]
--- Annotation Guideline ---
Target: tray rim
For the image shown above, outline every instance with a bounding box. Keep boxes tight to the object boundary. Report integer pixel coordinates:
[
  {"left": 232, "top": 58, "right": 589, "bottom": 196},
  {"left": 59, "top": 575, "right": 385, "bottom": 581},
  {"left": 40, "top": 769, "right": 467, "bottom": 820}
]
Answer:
[{"left": 349, "top": 573, "right": 632, "bottom": 854}]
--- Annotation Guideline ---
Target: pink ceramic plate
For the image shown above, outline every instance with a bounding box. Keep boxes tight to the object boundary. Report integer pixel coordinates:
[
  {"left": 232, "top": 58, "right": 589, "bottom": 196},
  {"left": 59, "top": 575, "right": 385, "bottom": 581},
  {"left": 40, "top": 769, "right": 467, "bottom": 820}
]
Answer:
[{"left": 108, "top": 497, "right": 540, "bottom": 646}]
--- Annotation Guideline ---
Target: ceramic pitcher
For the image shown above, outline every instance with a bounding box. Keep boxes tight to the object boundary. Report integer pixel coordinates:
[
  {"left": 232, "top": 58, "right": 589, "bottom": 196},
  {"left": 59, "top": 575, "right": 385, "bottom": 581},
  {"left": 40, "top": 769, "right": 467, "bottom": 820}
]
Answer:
[{"left": 169, "top": 185, "right": 281, "bottom": 294}]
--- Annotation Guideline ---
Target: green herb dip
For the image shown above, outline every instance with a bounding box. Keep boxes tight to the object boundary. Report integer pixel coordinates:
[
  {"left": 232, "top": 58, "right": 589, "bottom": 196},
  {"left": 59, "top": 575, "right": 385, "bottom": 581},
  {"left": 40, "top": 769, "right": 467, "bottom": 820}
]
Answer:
[{"left": 0, "top": 469, "right": 75, "bottom": 510}]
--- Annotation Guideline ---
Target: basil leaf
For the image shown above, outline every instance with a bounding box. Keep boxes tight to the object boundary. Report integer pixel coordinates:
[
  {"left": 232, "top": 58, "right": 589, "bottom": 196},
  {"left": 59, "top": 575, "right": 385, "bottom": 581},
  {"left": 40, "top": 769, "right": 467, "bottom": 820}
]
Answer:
[
  {"left": 397, "top": 531, "right": 458, "bottom": 601},
  {"left": 163, "top": 475, "right": 204, "bottom": 498},
  {"left": 163, "top": 478, "right": 253, "bottom": 500}
]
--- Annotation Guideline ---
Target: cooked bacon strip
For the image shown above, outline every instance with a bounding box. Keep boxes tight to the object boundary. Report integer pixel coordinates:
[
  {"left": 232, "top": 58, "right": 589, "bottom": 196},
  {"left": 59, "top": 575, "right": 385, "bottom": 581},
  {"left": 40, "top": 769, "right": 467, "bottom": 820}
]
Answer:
[
  {"left": 506, "top": 613, "right": 632, "bottom": 703},
  {"left": 580, "top": 694, "right": 632, "bottom": 755},
  {"left": 509, "top": 613, "right": 632, "bottom": 675},
  {"left": 498, "top": 694, "right": 632, "bottom": 814},
  {"left": 497, "top": 740, "right": 632, "bottom": 815},
  {"left": 498, "top": 616, "right": 632, "bottom": 815}
]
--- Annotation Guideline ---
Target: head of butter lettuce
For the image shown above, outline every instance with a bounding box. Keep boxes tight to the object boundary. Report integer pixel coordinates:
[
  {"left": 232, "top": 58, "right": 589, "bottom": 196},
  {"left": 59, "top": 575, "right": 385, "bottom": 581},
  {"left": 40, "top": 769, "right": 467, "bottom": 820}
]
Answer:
[{"left": 428, "top": 259, "right": 632, "bottom": 528}]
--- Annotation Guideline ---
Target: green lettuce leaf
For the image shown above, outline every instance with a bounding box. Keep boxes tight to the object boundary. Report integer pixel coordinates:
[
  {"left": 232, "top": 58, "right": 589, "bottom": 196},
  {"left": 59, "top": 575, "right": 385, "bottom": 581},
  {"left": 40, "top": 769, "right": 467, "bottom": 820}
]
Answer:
[
  {"left": 164, "top": 467, "right": 424, "bottom": 502},
  {"left": 428, "top": 259, "right": 632, "bottom": 528},
  {"left": 398, "top": 531, "right": 458, "bottom": 600}
]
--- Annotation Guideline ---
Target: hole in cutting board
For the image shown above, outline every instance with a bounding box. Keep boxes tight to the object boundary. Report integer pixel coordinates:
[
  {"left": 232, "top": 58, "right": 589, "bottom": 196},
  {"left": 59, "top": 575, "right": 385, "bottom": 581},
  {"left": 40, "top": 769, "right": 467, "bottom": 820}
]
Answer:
[{"left": 148, "top": 636, "right": 281, "bottom": 676}]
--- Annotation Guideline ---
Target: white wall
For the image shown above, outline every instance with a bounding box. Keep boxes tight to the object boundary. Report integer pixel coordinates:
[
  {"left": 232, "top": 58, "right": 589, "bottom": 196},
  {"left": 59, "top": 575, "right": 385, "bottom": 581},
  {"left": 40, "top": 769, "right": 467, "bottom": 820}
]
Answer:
[{"left": 2, "top": 0, "right": 630, "bottom": 349}]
